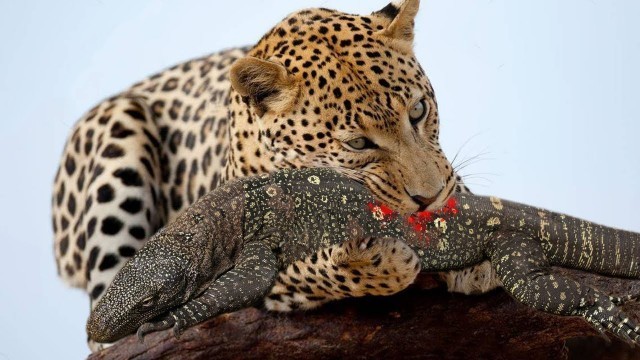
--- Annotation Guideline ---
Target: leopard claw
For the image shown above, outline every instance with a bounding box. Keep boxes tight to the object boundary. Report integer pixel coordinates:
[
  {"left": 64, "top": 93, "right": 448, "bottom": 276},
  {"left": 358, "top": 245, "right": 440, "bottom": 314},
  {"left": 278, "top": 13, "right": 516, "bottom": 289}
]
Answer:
[{"left": 357, "top": 236, "right": 375, "bottom": 250}]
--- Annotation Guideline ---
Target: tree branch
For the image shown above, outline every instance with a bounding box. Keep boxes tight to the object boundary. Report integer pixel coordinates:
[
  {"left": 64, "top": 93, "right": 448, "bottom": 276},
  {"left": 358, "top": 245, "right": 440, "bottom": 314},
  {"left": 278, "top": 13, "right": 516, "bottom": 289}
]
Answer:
[{"left": 89, "top": 269, "right": 640, "bottom": 360}]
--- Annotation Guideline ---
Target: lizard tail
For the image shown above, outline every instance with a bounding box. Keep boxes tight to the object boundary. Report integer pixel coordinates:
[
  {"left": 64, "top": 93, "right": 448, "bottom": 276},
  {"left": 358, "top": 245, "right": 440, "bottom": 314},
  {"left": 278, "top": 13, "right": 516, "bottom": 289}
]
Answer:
[{"left": 543, "top": 211, "right": 640, "bottom": 278}]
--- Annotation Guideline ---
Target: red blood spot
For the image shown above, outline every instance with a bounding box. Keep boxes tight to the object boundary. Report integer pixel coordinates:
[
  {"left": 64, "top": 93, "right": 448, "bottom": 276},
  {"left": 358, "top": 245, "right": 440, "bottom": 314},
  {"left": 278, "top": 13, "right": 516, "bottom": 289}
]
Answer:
[
  {"left": 417, "top": 210, "right": 434, "bottom": 222},
  {"left": 366, "top": 201, "right": 396, "bottom": 222},
  {"left": 442, "top": 197, "right": 459, "bottom": 215},
  {"left": 379, "top": 203, "right": 394, "bottom": 216},
  {"left": 404, "top": 196, "right": 460, "bottom": 241},
  {"left": 429, "top": 196, "right": 459, "bottom": 216},
  {"left": 407, "top": 212, "right": 430, "bottom": 237}
]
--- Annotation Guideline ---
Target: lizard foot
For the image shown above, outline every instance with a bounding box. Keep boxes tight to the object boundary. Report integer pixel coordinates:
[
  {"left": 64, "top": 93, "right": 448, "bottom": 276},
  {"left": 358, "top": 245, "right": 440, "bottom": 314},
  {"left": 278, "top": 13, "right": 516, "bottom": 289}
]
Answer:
[
  {"left": 137, "top": 313, "right": 176, "bottom": 343},
  {"left": 574, "top": 292, "right": 640, "bottom": 346}
]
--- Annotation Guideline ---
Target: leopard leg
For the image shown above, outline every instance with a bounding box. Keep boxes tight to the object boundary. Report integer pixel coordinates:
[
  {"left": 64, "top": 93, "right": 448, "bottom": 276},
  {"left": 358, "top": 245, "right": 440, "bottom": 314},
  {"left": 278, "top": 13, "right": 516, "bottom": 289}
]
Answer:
[
  {"left": 264, "top": 236, "right": 420, "bottom": 312},
  {"left": 438, "top": 261, "right": 502, "bottom": 295}
]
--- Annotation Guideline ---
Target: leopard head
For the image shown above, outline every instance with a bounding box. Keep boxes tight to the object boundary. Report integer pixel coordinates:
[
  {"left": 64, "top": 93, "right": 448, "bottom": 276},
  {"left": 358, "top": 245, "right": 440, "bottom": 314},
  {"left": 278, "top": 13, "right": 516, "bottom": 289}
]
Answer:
[{"left": 229, "top": 0, "right": 456, "bottom": 214}]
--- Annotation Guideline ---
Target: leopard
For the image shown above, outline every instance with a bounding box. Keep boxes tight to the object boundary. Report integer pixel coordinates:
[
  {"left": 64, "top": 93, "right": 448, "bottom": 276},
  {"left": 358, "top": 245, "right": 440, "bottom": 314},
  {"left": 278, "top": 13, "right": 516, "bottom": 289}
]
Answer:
[{"left": 52, "top": 0, "right": 496, "bottom": 346}]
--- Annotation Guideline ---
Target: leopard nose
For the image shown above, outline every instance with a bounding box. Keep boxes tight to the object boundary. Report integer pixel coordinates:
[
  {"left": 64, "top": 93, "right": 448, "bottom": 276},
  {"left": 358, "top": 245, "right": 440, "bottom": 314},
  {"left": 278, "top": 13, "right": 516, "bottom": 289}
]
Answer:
[{"left": 411, "top": 195, "right": 438, "bottom": 212}]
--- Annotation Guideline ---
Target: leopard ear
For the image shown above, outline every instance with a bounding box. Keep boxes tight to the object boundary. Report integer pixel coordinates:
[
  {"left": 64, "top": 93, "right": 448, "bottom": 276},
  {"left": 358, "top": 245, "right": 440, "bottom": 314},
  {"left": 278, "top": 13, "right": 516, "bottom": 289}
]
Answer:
[
  {"left": 230, "top": 57, "right": 298, "bottom": 117},
  {"left": 373, "top": 0, "right": 420, "bottom": 52}
]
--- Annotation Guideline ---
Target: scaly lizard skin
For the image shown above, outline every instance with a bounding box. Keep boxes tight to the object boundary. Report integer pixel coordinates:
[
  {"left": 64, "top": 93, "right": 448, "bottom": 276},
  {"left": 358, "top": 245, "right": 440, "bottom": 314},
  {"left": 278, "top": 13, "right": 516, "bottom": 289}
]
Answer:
[{"left": 87, "top": 168, "right": 640, "bottom": 345}]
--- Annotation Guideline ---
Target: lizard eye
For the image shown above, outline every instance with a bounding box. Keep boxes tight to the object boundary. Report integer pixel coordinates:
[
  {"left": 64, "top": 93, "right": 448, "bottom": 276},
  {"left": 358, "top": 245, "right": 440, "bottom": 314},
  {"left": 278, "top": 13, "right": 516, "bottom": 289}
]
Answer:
[
  {"left": 345, "top": 137, "right": 378, "bottom": 151},
  {"left": 141, "top": 296, "right": 155, "bottom": 308},
  {"left": 409, "top": 99, "right": 428, "bottom": 126}
]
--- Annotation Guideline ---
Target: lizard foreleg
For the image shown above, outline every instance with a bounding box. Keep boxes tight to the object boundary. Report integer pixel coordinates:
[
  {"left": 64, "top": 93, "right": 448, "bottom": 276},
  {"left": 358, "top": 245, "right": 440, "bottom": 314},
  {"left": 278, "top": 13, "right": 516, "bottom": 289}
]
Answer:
[{"left": 137, "top": 241, "right": 278, "bottom": 340}]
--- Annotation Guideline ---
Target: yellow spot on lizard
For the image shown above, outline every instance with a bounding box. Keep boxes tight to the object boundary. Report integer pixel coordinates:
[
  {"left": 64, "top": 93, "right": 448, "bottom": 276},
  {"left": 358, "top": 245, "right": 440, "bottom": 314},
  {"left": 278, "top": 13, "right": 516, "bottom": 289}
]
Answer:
[
  {"left": 371, "top": 207, "right": 384, "bottom": 220},
  {"left": 490, "top": 196, "right": 504, "bottom": 210},
  {"left": 434, "top": 217, "right": 448, "bottom": 233},
  {"left": 437, "top": 237, "right": 449, "bottom": 251},
  {"left": 266, "top": 186, "right": 277, "bottom": 197}
]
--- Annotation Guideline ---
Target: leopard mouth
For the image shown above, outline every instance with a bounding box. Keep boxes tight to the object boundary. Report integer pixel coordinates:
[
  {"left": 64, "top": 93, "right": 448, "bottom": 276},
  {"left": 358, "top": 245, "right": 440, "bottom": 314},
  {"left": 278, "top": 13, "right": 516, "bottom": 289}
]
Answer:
[
  {"left": 411, "top": 194, "right": 438, "bottom": 212},
  {"left": 405, "top": 179, "right": 456, "bottom": 212}
]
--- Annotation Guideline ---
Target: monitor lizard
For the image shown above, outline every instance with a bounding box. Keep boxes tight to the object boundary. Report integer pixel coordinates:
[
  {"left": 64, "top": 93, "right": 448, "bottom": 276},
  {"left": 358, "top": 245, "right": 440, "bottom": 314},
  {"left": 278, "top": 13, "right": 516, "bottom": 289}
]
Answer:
[{"left": 87, "top": 168, "right": 640, "bottom": 345}]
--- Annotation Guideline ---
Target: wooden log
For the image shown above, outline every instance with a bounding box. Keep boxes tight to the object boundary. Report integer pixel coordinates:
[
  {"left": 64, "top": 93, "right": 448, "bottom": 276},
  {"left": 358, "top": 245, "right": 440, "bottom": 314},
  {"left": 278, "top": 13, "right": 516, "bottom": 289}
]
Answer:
[{"left": 88, "top": 269, "right": 640, "bottom": 360}]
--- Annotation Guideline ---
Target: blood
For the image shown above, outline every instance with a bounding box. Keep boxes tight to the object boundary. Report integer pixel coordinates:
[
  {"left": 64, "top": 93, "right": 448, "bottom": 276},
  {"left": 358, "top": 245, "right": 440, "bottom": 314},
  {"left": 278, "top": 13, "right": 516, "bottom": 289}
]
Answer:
[
  {"left": 365, "top": 196, "right": 460, "bottom": 244},
  {"left": 443, "top": 197, "right": 459, "bottom": 215},
  {"left": 379, "top": 202, "right": 395, "bottom": 216},
  {"left": 366, "top": 201, "right": 396, "bottom": 222},
  {"left": 408, "top": 196, "right": 459, "bottom": 236}
]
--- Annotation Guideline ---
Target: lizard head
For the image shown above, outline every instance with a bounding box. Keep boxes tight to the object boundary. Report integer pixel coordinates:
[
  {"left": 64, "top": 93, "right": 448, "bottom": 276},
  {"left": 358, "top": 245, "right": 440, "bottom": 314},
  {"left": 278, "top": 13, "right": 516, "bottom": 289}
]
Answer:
[{"left": 86, "top": 236, "right": 197, "bottom": 343}]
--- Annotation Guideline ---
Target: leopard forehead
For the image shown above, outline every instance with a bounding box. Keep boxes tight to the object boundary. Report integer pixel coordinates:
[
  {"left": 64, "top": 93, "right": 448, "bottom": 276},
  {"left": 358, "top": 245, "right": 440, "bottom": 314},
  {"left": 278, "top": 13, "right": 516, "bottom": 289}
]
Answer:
[{"left": 250, "top": 6, "right": 437, "bottom": 138}]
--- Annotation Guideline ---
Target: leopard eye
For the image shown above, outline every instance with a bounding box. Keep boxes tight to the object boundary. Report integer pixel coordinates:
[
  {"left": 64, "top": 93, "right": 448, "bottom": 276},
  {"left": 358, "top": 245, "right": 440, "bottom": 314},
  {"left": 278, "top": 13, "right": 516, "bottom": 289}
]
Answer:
[
  {"left": 141, "top": 296, "right": 155, "bottom": 308},
  {"left": 409, "top": 99, "right": 428, "bottom": 126},
  {"left": 346, "top": 137, "right": 378, "bottom": 150}
]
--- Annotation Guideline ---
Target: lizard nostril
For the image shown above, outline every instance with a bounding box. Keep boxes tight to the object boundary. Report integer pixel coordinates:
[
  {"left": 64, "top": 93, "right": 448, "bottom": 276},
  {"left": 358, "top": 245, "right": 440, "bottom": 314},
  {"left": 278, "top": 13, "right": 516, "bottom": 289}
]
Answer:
[{"left": 411, "top": 195, "right": 438, "bottom": 212}]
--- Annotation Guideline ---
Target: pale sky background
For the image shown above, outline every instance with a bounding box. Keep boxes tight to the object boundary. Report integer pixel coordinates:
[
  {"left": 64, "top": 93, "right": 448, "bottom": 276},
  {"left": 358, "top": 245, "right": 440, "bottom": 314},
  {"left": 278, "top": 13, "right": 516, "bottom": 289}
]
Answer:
[{"left": 1, "top": 1, "right": 639, "bottom": 358}]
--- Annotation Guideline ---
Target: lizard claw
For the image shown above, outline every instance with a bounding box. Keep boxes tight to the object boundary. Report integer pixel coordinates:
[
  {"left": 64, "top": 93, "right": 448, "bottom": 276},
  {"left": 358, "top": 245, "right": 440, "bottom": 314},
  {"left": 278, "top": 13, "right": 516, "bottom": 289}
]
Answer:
[
  {"left": 609, "top": 290, "right": 640, "bottom": 306},
  {"left": 587, "top": 316, "right": 612, "bottom": 345},
  {"left": 575, "top": 292, "right": 640, "bottom": 346},
  {"left": 136, "top": 314, "right": 176, "bottom": 343},
  {"left": 171, "top": 317, "right": 186, "bottom": 339}
]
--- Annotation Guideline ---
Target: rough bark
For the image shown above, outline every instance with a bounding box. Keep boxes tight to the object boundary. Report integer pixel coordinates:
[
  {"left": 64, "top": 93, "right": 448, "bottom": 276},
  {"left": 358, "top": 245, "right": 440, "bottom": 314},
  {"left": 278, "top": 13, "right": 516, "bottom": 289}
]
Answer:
[{"left": 89, "top": 269, "right": 640, "bottom": 360}]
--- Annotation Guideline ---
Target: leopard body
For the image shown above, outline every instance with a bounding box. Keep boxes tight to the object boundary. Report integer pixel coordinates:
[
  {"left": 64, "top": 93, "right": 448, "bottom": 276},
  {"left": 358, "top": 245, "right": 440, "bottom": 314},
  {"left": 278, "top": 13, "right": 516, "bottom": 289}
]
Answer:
[{"left": 52, "top": 0, "right": 489, "bottom": 323}]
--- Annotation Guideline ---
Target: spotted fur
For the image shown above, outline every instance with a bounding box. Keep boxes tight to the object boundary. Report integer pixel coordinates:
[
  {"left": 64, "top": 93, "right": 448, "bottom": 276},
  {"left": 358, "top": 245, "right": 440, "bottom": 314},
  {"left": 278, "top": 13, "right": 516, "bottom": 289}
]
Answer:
[{"left": 265, "top": 236, "right": 420, "bottom": 312}]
